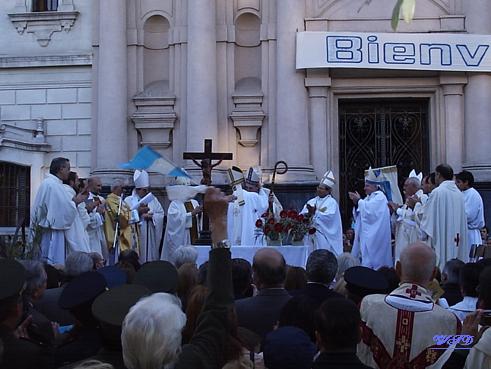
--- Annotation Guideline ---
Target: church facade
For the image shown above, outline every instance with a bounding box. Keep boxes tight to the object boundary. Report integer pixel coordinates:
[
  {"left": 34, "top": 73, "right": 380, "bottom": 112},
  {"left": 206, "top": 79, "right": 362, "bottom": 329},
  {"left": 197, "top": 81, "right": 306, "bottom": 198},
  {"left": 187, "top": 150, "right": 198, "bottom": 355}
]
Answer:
[{"left": 1, "top": 0, "right": 490, "bottom": 230}]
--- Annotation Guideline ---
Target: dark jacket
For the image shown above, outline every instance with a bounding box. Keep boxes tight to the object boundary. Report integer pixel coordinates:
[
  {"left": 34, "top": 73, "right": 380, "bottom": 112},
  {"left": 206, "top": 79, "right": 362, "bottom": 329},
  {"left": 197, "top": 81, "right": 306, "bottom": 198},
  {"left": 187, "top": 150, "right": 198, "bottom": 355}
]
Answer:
[
  {"left": 441, "top": 283, "right": 463, "bottom": 306},
  {"left": 0, "top": 324, "right": 52, "bottom": 369},
  {"left": 235, "top": 288, "right": 291, "bottom": 340},
  {"left": 313, "top": 352, "right": 375, "bottom": 369},
  {"left": 291, "top": 282, "right": 343, "bottom": 306},
  {"left": 34, "top": 286, "right": 76, "bottom": 326},
  {"left": 175, "top": 248, "right": 233, "bottom": 369}
]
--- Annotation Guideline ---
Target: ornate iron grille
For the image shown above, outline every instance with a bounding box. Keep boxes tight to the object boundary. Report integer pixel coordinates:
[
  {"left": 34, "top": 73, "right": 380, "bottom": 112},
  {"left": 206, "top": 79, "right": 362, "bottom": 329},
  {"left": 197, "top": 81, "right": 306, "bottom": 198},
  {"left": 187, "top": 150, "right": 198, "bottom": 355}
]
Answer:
[
  {"left": 339, "top": 99, "right": 429, "bottom": 228},
  {"left": 0, "top": 162, "right": 30, "bottom": 228}
]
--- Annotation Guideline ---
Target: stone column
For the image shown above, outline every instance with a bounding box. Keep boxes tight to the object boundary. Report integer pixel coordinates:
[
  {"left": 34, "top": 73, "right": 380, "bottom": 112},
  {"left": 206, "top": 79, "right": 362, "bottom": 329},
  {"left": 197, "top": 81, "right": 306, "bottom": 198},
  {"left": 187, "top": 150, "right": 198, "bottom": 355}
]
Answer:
[
  {"left": 93, "top": 0, "right": 128, "bottom": 179},
  {"left": 463, "top": 0, "right": 491, "bottom": 181},
  {"left": 275, "top": 0, "right": 316, "bottom": 183},
  {"left": 440, "top": 74, "right": 467, "bottom": 172},
  {"left": 305, "top": 78, "right": 331, "bottom": 179},
  {"left": 186, "top": 0, "right": 218, "bottom": 151}
]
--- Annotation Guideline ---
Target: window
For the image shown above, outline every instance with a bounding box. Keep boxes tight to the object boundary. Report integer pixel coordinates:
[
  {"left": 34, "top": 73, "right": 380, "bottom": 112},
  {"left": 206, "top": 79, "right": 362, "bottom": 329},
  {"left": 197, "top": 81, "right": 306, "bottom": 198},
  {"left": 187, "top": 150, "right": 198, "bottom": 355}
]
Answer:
[
  {"left": 0, "top": 162, "right": 30, "bottom": 228},
  {"left": 32, "top": 0, "right": 58, "bottom": 12}
]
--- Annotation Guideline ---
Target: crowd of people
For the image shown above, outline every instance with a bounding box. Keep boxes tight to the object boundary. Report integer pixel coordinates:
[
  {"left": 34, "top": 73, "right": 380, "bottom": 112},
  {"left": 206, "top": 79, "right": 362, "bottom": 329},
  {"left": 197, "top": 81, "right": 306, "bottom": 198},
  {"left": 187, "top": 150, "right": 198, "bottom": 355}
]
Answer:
[{"left": 1, "top": 157, "right": 490, "bottom": 369}]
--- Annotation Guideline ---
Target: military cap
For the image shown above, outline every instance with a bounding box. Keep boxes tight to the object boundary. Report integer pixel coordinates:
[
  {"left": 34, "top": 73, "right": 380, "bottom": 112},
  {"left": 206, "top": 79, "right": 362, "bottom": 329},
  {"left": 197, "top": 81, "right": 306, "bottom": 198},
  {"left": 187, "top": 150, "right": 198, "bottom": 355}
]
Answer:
[
  {"left": 59, "top": 271, "right": 107, "bottom": 309},
  {"left": 97, "top": 266, "right": 127, "bottom": 289},
  {"left": 344, "top": 266, "right": 388, "bottom": 297},
  {"left": 0, "top": 259, "right": 26, "bottom": 300},
  {"left": 92, "top": 284, "right": 150, "bottom": 326},
  {"left": 133, "top": 261, "right": 178, "bottom": 293}
]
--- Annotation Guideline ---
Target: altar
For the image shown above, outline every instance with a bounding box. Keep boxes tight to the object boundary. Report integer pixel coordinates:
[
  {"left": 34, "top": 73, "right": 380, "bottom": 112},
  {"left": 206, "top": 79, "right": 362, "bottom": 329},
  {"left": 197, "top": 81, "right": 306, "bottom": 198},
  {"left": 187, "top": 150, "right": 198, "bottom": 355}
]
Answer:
[{"left": 195, "top": 245, "right": 311, "bottom": 267}]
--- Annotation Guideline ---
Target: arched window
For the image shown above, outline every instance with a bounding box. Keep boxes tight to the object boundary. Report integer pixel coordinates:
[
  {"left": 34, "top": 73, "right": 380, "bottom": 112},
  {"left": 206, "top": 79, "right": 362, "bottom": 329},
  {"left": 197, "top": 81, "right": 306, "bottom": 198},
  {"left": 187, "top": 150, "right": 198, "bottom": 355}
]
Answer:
[{"left": 0, "top": 162, "right": 30, "bottom": 228}]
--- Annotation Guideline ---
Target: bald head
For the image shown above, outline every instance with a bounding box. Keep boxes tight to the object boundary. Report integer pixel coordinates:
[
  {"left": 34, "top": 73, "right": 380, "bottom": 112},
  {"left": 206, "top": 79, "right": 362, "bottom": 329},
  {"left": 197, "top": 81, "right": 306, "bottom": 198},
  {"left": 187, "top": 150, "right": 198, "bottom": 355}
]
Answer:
[
  {"left": 88, "top": 176, "right": 102, "bottom": 194},
  {"left": 252, "top": 248, "right": 286, "bottom": 289},
  {"left": 398, "top": 242, "right": 436, "bottom": 287}
]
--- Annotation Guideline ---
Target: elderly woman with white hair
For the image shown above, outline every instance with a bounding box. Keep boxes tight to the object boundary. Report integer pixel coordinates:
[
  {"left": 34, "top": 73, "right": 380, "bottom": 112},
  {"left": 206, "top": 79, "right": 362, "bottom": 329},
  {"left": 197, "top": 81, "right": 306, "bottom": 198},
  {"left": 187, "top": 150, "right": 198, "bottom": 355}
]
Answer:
[
  {"left": 122, "top": 187, "right": 236, "bottom": 369},
  {"left": 19, "top": 260, "right": 57, "bottom": 345},
  {"left": 333, "top": 252, "right": 360, "bottom": 297}
]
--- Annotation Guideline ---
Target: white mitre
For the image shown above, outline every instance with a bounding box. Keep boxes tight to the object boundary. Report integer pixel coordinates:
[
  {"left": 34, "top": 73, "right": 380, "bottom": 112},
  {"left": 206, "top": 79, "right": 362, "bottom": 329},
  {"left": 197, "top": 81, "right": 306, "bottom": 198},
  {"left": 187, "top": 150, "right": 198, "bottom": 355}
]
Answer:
[
  {"left": 365, "top": 167, "right": 385, "bottom": 184},
  {"left": 228, "top": 166, "right": 245, "bottom": 186},
  {"left": 246, "top": 166, "right": 261, "bottom": 184},
  {"left": 320, "top": 170, "right": 335, "bottom": 188},
  {"left": 408, "top": 169, "right": 423, "bottom": 182},
  {"left": 134, "top": 169, "right": 149, "bottom": 188}
]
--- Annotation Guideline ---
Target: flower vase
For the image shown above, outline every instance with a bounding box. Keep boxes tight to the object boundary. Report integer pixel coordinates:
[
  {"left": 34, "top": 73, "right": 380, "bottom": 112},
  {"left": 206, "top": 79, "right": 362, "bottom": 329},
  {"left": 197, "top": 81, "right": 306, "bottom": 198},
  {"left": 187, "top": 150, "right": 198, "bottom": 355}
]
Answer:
[
  {"left": 291, "top": 238, "right": 304, "bottom": 246},
  {"left": 267, "top": 238, "right": 282, "bottom": 246}
]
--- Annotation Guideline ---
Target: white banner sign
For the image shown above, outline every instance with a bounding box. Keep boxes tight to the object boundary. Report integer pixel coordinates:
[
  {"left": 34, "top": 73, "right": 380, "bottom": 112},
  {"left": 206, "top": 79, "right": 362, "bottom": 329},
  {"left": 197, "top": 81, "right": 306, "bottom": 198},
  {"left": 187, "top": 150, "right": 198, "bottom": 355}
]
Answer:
[{"left": 296, "top": 32, "right": 491, "bottom": 72}]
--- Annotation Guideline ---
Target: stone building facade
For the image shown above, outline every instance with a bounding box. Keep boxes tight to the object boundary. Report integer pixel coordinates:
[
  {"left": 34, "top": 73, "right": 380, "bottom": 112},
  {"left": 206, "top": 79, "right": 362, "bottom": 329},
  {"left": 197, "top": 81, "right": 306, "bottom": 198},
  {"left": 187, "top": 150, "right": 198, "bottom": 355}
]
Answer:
[{"left": 1, "top": 0, "right": 490, "bottom": 229}]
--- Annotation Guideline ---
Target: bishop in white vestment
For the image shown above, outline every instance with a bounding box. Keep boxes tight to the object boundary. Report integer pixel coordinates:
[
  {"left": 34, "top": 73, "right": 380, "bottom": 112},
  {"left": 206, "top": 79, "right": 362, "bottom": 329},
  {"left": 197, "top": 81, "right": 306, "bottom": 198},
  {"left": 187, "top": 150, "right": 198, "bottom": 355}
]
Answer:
[
  {"left": 300, "top": 171, "right": 343, "bottom": 256},
  {"left": 30, "top": 158, "right": 81, "bottom": 265},
  {"left": 125, "top": 170, "right": 165, "bottom": 262},
  {"left": 456, "top": 170, "right": 485, "bottom": 262},
  {"left": 392, "top": 171, "right": 426, "bottom": 262},
  {"left": 421, "top": 165, "right": 467, "bottom": 269},
  {"left": 161, "top": 177, "right": 201, "bottom": 261},
  {"left": 85, "top": 176, "right": 108, "bottom": 259},
  {"left": 350, "top": 169, "right": 393, "bottom": 270}
]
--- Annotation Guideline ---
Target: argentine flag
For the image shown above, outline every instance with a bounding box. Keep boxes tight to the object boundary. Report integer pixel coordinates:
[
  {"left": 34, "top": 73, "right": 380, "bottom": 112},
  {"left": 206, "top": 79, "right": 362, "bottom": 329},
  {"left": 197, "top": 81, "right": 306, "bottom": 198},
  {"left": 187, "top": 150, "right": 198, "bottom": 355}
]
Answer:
[{"left": 120, "top": 146, "right": 190, "bottom": 178}]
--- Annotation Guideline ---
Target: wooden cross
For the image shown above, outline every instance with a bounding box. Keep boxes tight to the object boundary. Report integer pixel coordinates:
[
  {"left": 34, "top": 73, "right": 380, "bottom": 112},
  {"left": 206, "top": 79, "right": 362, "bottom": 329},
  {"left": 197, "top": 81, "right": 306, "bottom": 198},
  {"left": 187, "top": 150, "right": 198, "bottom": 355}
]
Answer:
[
  {"left": 183, "top": 139, "right": 233, "bottom": 186},
  {"left": 405, "top": 284, "right": 421, "bottom": 299},
  {"left": 183, "top": 139, "right": 233, "bottom": 244}
]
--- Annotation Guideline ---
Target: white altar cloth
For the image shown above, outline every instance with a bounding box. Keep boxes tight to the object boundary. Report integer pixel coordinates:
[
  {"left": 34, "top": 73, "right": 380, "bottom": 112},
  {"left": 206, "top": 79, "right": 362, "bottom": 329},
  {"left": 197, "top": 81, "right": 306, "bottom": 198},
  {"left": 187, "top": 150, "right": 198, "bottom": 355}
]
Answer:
[{"left": 195, "top": 245, "right": 311, "bottom": 267}]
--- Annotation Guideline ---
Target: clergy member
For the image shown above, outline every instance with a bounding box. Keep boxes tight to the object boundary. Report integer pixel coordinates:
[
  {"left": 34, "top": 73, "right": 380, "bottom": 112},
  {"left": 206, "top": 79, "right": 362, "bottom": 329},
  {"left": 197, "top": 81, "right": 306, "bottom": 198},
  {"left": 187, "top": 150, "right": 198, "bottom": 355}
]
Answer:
[
  {"left": 349, "top": 168, "right": 392, "bottom": 270},
  {"left": 455, "top": 170, "right": 485, "bottom": 262},
  {"left": 30, "top": 157, "right": 85, "bottom": 265},
  {"left": 390, "top": 170, "right": 427, "bottom": 262},
  {"left": 420, "top": 164, "right": 468, "bottom": 269},
  {"left": 227, "top": 166, "right": 246, "bottom": 245},
  {"left": 104, "top": 179, "right": 135, "bottom": 264},
  {"left": 239, "top": 167, "right": 270, "bottom": 246},
  {"left": 85, "top": 176, "right": 108, "bottom": 260},
  {"left": 125, "top": 170, "right": 165, "bottom": 262},
  {"left": 63, "top": 171, "right": 91, "bottom": 254},
  {"left": 300, "top": 171, "right": 343, "bottom": 256},
  {"left": 161, "top": 177, "right": 202, "bottom": 262},
  {"left": 245, "top": 166, "right": 283, "bottom": 218}
]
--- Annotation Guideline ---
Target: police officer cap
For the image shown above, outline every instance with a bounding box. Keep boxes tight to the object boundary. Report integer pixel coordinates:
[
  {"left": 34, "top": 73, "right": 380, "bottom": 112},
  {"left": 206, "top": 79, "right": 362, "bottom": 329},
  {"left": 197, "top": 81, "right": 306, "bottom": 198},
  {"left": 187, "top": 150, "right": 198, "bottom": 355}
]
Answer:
[
  {"left": 97, "top": 266, "right": 127, "bottom": 289},
  {"left": 59, "top": 271, "right": 107, "bottom": 309},
  {"left": 133, "top": 261, "right": 178, "bottom": 293},
  {"left": 92, "top": 284, "right": 150, "bottom": 326},
  {"left": 0, "top": 259, "right": 26, "bottom": 300},
  {"left": 344, "top": 266, "right": 388, "bottom": 296}
]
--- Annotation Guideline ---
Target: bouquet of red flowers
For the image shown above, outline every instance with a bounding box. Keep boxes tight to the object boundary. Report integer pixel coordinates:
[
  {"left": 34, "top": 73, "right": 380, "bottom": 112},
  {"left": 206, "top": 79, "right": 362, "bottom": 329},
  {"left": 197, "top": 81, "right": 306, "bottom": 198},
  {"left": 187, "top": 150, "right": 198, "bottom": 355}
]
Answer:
[{"left": 255, "top": 209, "right": 316, "bottom": 244}]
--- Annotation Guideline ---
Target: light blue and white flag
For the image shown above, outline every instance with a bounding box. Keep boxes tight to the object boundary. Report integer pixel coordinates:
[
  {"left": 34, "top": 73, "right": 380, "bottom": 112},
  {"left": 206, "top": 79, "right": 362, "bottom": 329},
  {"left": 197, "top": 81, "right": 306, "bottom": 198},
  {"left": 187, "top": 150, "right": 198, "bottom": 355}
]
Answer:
[{"left": 120, "top": 146, "right": 190, "bottom": 178}]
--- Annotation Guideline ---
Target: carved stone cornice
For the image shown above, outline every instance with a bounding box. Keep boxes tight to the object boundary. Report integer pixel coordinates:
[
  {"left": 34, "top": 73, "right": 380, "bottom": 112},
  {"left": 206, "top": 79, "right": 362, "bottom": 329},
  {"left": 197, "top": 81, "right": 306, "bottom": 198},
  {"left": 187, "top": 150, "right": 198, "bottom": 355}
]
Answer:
[
  {"left": 0, "top": 119, "right": 51, "bottom": 152},
  {"left": 230, "top": 93, "right": 265, "bottom": 147},
  {"left": 8, "top": 11, "right": 79, "bottom": 47},
  {"left": 131, "top": 95, "right": 177, "bottom": 149}
]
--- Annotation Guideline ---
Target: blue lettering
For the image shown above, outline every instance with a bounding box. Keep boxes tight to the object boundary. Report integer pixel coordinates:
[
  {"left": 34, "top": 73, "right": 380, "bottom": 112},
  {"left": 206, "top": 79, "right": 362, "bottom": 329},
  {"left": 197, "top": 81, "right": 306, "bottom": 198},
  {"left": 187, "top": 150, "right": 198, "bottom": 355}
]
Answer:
[
  {"left": 367, "top": 35, "right": 379, "bottom": 64},
  {"left": 384, "top": 43, "right": 415, "bottom": 64},
  {"left": 456, "top": 44, "right": 489, "bottom": 66},
  {"left": 326, "top": 36, "right": 362, "bottom": 63},
  {"left": 420, "top": 44, "right": 452, "bottom": 65}
]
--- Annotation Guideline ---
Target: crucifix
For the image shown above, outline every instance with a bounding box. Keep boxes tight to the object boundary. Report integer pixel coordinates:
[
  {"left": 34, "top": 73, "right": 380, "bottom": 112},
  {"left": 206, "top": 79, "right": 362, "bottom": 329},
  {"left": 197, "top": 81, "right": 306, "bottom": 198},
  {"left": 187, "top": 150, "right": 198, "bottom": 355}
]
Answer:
[{"left": 183, "top": 139, "right": 233, "bottom": 244}]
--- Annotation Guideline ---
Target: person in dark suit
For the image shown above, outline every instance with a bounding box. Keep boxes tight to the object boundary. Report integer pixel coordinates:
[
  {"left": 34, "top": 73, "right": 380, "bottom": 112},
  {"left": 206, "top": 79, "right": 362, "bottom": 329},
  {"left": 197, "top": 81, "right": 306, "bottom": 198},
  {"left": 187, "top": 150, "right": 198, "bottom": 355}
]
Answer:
[
  {"left": 441, "top": 259, "right": 465, "bottom": 306},
  {"left": 235, "top": 248, "right": 291, "bottom": 340},
  {"left": 291, "top": 249, "right": 342, "bottom": 305},
  {"left": 313, "top": 298, "right": 374, "bottom": 369}
]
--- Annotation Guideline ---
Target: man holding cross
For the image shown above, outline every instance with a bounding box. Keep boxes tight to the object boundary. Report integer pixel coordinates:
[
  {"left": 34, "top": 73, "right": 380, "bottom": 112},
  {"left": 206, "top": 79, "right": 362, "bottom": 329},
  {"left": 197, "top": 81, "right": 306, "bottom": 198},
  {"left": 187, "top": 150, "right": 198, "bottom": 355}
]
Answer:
[{"left": 420, "top": 164, "right": 467, "bottom": 270}]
